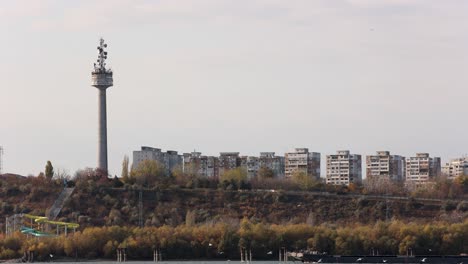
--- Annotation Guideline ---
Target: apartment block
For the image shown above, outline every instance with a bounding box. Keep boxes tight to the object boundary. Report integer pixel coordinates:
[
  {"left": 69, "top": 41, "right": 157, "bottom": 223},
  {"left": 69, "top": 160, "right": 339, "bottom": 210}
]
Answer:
[
  {"left": 241, "top": 156, "right": 259, "bottom": 179},
  {"left": 405, "top": 153, "right": 441, "bottom": 184},
  {"left": 284, "top": 148, "right": 320, "bottom": 179},
  {"left": 259, "top": 152, "right": 285, "bottom": 178},
  {"left": 218, "top": 152, "right": 242, "bottom": 176},
  {"left": 366, "top": 151, "right": 405, "bottom": 181},
  {"left": 182, "top": 152, "right": 219, "bottom": 178},
  {"left": 442, "top": 157, "right": 468, "bottom": 180},
  {"left": 326, "top": 150, "right": 362, "bottom": 185},
  {"left": 132, "top": 146, "right": 183, "bottom": 174},
  {"left": 240, "top": 152, "right": 285, "bottom": 179}
]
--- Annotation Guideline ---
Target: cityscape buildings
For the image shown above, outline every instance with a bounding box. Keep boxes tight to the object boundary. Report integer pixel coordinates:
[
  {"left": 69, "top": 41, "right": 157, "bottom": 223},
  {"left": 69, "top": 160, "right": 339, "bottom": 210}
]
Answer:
[
  {"left": 258, "top": 152, "right": 285, "bottom": 178},
  {"left": 442, "top": 157, "right": 468, "bottom": 180},
  {"left": 284, "top": 148, "right": 320, "bottom": 179},
  {"left": 326, "top": 150, "right": 362, "bottom": 185},
  {"left": 218, "top": 152, "right": 242, "bottom": 177},
  {"left": 405, "top": 153, "right": 441, "bottom": 184},
  {"left": 366, "top": 151, "right": 405, "bottom": 181},
  {"left": 132, "top": 146, "right": 182, "bottom": 174},
  {"left": 182, "top": 152, "right": 219, "bottom": 178},
  {"left": 240, "top": 152, "right": 285, "bottom": 179},
  {"left": 241, "top": 156, "right": 260, "bottom": 179},
  {"left": 131, "top": 146, "right": 458, "bottom": 186}
]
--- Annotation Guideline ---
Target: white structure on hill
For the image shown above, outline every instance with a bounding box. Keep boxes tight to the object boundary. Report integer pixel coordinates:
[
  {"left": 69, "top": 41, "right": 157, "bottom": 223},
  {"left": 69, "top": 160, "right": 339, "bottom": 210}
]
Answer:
[
  {"left": 326, "top": 150, "right": 362, "bottom": 185},
  {"left": 132, "top": 146, "right": 182, "bottom": 174},
  {"left": 182, "top": 152, "right": 219, "bottom": 178},
  {"left": 284, "top": 148, "right": 320, "bottom": 179},
  {"left": 366, "top": 151, "right": 405, "bottom": 181},
  {"left": 442, "top": 157, "right": 468, "bottom": 180},
  {"left": 405, "top": 153, "right": 441, "bottom": 184}
]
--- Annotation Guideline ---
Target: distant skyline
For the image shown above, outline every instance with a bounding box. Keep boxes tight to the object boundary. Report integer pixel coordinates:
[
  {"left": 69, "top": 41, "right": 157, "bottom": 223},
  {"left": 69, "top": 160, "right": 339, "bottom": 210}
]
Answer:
[{"left": 1, "top": 0, "right": 468, "bottom": 177}]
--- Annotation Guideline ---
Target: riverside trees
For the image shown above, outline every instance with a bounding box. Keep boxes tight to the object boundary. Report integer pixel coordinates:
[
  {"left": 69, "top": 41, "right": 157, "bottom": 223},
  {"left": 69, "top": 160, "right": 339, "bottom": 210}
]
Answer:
[{"left": 0, "top": 219, "right": 466, "bottom": 260}]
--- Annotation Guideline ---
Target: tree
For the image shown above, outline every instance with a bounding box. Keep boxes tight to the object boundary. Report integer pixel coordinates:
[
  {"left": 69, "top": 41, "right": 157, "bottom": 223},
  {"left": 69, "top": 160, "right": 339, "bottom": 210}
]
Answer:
[
  {"left": 54, "top": 168, "right": 71, "bottom": 186},
  {"left": 130, "top": 160, "right": 166, "bottom": 187},
  {"left": 220, "top": 168, "right": 247, "bottom": 186},
  {"left": 121, "top": 155, "right": 130, "bottom": 183},
  {"left": 454, "top": 175, "right": 468, "bottom": 192},
  {"left": 257, "top": 167, "right": 274, "bottom": 179},
  {"left": 45, "top": 161, "right": 54, "bottom": 180},
  {"left": 55, "top": 168, "right": 71, "bottom": 180},
  {"left": 291, "top": 170, "right": 320, "bottom": 190},
  {"left": 172, "top": 164, "right": 198, "bottom": 188}
]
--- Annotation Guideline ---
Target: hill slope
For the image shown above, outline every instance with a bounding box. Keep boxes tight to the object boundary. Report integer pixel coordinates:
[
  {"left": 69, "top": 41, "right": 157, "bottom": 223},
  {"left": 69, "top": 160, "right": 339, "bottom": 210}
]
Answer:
[{"left": 1, "top": 175, "right": 466, "bottom": 230}]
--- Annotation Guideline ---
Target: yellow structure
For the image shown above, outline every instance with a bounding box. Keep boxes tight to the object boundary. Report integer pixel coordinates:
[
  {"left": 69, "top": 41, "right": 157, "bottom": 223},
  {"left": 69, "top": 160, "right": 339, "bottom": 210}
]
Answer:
[{"left": 20, "top": 214, "right": 79, "bottom": 237}]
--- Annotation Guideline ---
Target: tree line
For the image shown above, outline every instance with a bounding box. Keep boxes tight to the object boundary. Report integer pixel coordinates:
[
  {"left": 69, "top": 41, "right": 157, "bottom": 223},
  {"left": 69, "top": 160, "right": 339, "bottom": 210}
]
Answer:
[
  {"left": 121, "top": 159, "right": 467, "bottom": 199},
  {"left": 0, "top": 219, "right": 466, "bottom": 260}
]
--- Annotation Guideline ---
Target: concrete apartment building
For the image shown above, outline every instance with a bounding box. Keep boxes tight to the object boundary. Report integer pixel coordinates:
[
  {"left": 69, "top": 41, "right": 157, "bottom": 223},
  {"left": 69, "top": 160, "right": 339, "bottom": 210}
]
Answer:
[
  {"left": 241, "top": 152, "right": 285, "bottom": 179},
  {"left": 442, "top": 157, "right": 468, "bottom": 180},
  {"left": 182, "top": 151, "right": 284, "bottom": 179},
  {"left": 241, "top": 156, "right": 259, "bottom": 179},
  {"left": 405, "top": 153, "right": 441, "bottom": 184},
  {"left": 284, "top": 148, "right": 320, "bottom": 179},
  {"left": 326, "top": 150, "right": 362, "bottom": 185},
  {"left": 132, "top": 146, "right": 182, "bottom": 174},
  {"left": 259, "top": 152, "right": 285, "bottom": 178},
  {"left": 218, "top": 152, "right": 242, "bottom": 176},
  {"left": 366, "top": 151, "right": 405, "bottom": 181},
  {"left": 182, "top": 152, "right": 219, "bottom": 178}
]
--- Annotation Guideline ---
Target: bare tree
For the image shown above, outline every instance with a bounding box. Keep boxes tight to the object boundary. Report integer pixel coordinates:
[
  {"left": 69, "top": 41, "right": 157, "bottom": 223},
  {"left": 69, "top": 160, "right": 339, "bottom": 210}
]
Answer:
[{"left": 121, "top": 155, "right": 130, "bottom": 182}]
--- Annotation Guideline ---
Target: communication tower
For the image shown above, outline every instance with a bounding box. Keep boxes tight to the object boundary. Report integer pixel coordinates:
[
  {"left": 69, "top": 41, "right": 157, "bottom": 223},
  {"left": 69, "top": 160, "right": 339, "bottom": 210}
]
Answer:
[
  {"left": 91, "top": 38, "right": 113, "bottom": 173},
  {"left": 0, "top": 146, "right": 3, "bottom": 174}
]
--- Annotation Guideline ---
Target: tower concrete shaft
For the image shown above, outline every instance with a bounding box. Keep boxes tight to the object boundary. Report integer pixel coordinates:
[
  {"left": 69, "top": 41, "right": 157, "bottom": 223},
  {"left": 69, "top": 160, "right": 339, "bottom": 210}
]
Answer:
[
  {"left": 98, "top": 88, "right": 108, "bottom": 172},
  {"left": 91, "top": 38, "right": 113, "bottom": 173}
]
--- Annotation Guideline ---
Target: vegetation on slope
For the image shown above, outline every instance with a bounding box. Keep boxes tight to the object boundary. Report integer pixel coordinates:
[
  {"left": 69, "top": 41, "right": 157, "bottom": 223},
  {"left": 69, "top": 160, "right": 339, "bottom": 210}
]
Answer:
[
  {"left": 0, "top": 160, "right": 466, "bottom": 260},
  {"left": 0, "top": 220, "right": 467, "bottom": 260}
]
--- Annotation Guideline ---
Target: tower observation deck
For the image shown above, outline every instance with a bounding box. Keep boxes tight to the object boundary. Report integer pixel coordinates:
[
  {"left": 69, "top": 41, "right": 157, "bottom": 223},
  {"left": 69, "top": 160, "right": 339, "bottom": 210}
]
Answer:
[{"left": 91, "top": 38, "right": 113, "bottom": 173}]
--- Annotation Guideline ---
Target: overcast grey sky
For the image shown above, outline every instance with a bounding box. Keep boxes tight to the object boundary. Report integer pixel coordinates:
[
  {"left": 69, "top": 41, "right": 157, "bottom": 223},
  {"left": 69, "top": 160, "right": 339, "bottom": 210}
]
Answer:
[{"left": 1, "top": 0, "right": 468, "bottom": 177}]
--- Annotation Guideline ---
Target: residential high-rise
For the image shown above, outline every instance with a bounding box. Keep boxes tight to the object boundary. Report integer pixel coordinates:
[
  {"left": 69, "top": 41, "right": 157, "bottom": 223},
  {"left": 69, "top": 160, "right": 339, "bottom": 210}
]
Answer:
[
  {"left": 259, "top": 152, "right": 285, "bottom": 178},
  {"left": 442, "top": 157, "right": 468, "bottom": 180},
  {"left": 284, "top": 148, "right": 320, "bottom": 179},
  {"left": 366, "top": 151, "right": 405, "bottom": 181},
  {"left": 240, "top": 152, "right": 285, "bottom": 179},
  {"left": 91, "top": 38, "right": 113, "bottom": 173},
  {"left": 405, "top": 153, "right": 441, "bottom": 184},
  {"left": 132, "top": 146, "right": 182, "bottom": 174},
  {"left": 241, "top": 156, "right": 259, "bottom": 179},
  {"left": 326, "top": 150, "right": 362, "bottom": 185},
  {"left": 218, "top": 152, "right": 242, "bottom": 176},
  {"left": 183, "top": 152, "right": 219, "bottom": 178}
]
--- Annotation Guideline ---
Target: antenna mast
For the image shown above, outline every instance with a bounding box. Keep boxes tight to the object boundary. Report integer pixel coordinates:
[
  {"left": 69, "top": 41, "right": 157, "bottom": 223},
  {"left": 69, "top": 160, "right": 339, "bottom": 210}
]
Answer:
[{"left": 91, "top": 38, "right": 113, "bottom": 174}]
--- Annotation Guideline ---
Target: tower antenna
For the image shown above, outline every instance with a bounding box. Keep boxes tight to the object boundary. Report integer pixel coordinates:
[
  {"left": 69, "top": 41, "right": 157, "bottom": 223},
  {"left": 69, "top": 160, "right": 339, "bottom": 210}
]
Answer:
[{"left": 91, "top": 38, "right": 113, "bottom": 174}]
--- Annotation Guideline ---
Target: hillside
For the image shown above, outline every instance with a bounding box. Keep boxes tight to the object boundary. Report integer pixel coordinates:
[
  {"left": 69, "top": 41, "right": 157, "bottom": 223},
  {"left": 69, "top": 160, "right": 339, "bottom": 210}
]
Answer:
[
  {"left": 0, "top": 174, "right": 61, "bottom": 217},
  {"left": 1, "top": 174, "right": 466, "bottom": 231}
]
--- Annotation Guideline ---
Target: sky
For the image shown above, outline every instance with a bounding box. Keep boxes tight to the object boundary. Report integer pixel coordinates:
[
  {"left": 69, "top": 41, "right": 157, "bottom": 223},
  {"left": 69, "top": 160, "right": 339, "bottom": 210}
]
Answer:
[{"left": 1, "top": 0, "right": 468, "bottom": 177}]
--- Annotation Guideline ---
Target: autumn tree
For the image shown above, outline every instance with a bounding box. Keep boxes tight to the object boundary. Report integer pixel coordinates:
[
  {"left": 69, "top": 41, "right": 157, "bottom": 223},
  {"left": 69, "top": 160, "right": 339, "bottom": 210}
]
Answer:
[
  {"left": 257, "top": 167, "right": 274, "bottom": 179},
  {"left": 121, "top": 155, "right": 130, "bottom": 183},
  {"left": 239, "top": 217, "right": 253, "bottom": 248},
  {"left": 220, "top": 167, "right": 248, "bottom": 189},
  {"left": 45, "top": 161, "right": 54, "bottom": 180},
  {"left": 291, "top": 170, "right": 321, "bottom": 190},
  {"left": 455, "top": 175, "right": 468, "bottom": 192},
  {"left": 172, "top": 164, "right": 199, "bottom": 188},
  {"left": 130, "top": 160, "right": 167, "bottom": 187}
]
